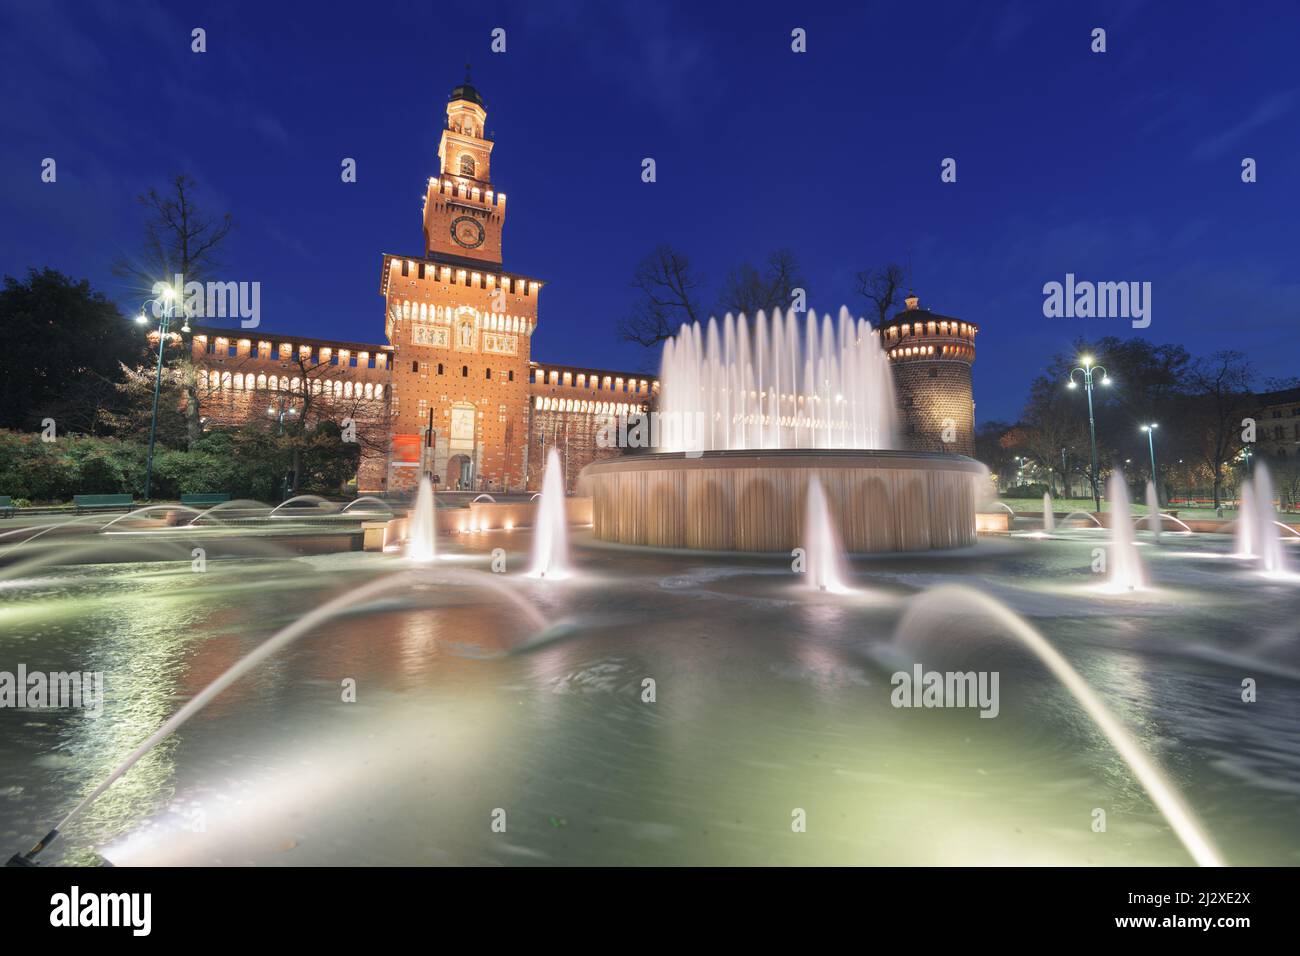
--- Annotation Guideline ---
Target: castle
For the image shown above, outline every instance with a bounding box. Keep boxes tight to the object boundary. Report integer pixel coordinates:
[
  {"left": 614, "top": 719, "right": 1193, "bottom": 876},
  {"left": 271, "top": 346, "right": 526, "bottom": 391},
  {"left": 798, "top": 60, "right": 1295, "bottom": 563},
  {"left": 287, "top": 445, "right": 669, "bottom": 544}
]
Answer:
[{"left": 191, "top": 76, "right": 976, "bottom": 494}]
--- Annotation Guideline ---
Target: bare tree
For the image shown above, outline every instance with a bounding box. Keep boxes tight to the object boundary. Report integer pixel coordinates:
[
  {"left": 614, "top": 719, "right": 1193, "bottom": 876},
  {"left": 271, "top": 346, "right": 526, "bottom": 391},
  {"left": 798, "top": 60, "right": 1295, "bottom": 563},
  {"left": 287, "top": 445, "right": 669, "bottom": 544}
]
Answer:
[
  {"left": 278, "top": 354, "right": 391, "bottom": 495},
  {"left": 1021, "top": 376, "right": 1089, "bottom": 496},
  {"left": 855, "top": 263, "right": 910, "bottom": 325},
  {"left": 617, "top": 245, "right": 703, "bottom": 348},
  {"left": 1186, "top": 350, "right": 1254, "bottom": 508},
  {"left": 717, "top": 249, "right": 805, "bottom": 317},
  {"left": 115, "top": 174, "right": 234, "bottom": 449}
]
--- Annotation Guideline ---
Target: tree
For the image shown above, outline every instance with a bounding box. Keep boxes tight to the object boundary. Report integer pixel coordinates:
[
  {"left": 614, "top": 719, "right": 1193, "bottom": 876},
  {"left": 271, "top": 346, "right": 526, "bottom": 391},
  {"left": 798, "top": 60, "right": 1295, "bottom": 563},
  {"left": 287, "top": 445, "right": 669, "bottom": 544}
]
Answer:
[
  {"left": 1020, "top": 376, "right": 1089, "bottom": 496},
  {"left": 101, "top": 361, "right": 190, "bottom": 448},
  {"left": 618, "top": 245, "right": 703, "bottom": 348},
  {"left": 855, "top": 263, "right": 910, "bottom": 326},
  {"left": 1027, "top": 336, "right": 1200, "bottom": 503},
  {"left": 0, "top": 269, "right": 142, "bottom": 433},
  {"left": 716, "top": 249, "right": 805, "bottom": 317},
  {"left": 974, "top": 420, "right": 1018, "bottom": 486},
  {"left": 275, "top": 353, "right": 390, "bottom": 495},
  {"left": 115, "top": 174, "right": 234, "bottom": 448},
  {"left": 1186, "top": 350, "right": 1254, "bottom": 508}
]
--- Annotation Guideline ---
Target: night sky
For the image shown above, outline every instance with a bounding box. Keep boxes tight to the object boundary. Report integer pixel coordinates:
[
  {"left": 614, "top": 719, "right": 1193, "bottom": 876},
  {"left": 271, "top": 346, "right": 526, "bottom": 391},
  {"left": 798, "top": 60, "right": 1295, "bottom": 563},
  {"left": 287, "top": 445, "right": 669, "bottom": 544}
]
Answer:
[{"left": 3, "top": 0, "right": 1297, "bottom": 422}]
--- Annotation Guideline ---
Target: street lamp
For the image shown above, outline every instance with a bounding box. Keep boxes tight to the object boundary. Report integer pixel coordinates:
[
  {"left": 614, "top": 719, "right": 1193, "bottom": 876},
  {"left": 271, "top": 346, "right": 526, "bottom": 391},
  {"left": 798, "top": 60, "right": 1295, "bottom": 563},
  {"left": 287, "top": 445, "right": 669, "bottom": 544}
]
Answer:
[
  {"left": 1067, "top": 356, "right": 1111, "bottom": 513},
  {"left": 266, "top": 400, "right": 298, "bottom": 501},
  {"left": 134, "top": 284, "right": 191, "bottom": 500},
  {"left": 1140, "top": 423, "right": 1159, "bottom": 496}
]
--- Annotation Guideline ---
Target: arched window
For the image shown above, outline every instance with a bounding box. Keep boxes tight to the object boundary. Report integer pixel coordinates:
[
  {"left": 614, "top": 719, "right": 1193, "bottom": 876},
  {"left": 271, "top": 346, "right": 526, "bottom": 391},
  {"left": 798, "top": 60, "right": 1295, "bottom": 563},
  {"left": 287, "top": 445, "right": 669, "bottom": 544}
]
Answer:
[
  {"left": 460, "top": 154, "right": 475, "bottom": 177},
  {"left": 462, "top": 365, "right": 468, "bottom": 377}
]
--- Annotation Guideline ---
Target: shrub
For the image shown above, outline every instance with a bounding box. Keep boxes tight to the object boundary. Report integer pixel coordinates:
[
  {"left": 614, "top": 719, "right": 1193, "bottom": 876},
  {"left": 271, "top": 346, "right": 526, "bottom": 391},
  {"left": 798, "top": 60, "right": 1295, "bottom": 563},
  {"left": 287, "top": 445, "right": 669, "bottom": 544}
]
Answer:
[
  {"left": 0, "top": 430, "right": 145, "bottom": 502},
  {"left": 1003, "top": 482, "right": 1050, "bottom": 499}
]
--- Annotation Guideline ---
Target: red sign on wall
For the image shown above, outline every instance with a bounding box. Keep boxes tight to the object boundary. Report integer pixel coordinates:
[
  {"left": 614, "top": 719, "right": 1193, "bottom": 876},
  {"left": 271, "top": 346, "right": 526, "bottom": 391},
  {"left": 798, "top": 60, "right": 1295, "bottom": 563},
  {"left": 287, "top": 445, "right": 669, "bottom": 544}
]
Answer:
[{"left": 392, "top": 434, "right": 421, "bottom": 464}]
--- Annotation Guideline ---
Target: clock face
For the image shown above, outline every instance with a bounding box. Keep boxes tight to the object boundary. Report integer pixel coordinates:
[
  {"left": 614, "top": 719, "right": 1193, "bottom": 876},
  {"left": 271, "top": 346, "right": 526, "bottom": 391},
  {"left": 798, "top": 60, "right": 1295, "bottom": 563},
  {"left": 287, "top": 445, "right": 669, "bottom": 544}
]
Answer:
[{"left": 451, "top": 216, "right": 485, "bottom": 249}]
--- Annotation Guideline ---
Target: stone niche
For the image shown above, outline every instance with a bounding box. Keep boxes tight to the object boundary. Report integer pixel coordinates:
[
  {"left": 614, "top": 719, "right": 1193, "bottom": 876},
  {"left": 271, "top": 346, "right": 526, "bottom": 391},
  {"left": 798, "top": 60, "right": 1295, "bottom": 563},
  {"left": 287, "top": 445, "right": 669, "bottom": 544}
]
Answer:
[{"left": 580, "top": 449, "right": 986, "bottom": 553}]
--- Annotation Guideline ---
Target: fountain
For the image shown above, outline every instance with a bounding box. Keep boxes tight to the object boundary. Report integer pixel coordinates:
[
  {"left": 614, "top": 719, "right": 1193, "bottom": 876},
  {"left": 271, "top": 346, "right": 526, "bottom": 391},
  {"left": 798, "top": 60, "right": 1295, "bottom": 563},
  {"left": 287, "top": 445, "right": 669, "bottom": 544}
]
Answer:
[
  {"left": 407, "top": 477, "right": 437, "bottom": 562},
  {"left": 581, "top": 307, "right": 985, "bottom": 553},
  {"left": 893, "top": 585, "right": 1223, "bottom": 866},
  {"left": 1234, "top": 481, "right": 1255, "bottom": 560},
  {"left": 657, "top": 306, "right": 897, "bottom": 451},
  {"left": 341, "top": 496, "right": 394, "bottom": 515},
  {"left": 1239, "top": 464, "right": 1289, "bottom": 574},
  {"left": 7, "top": 567, "right": 550, "bottom": 866},
  {"left": 1042, "top": 493, "right": 1054, "bottom": 533},
  {"left": 1144, "top": 481, "right": 1161, "bottom": 541},
  {"left": 1107, "top": 472, "right": 1146, "bottom": 591},
  {"left": 528, "top": 448, "right": 569, "bottom": 578},
  {"left": 803, "top": 475, "right": 850, "bottom": 592},
  {"left": 1060, "top": 511, "right": 1104, "bottom": 528},
  {"left": 268, "top": 494, "right": 338, "bottom": 517}
]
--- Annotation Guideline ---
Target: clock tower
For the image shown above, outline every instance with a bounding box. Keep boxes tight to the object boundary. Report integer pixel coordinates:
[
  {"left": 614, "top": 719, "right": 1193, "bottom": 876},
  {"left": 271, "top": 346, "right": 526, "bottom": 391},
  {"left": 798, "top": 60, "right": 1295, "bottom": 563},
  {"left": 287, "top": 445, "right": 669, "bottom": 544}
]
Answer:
[
  {"left": 422, "top": 68, "right": 505, "bottom": 268},
  {"left": 380, "top": 71, "right": 541, "bottom": 495}
]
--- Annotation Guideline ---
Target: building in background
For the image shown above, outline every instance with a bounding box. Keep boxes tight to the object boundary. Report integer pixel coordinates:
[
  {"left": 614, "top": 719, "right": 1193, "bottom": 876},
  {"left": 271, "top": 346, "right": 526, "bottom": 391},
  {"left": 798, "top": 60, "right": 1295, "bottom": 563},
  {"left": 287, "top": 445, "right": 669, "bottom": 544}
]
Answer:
[
  {"left": 193, "top": 76, "right": 976, "bottom": 493},
  {"left": 1256, "top": 386, "right": 1300, "bottom": 464},
  {"left": 880, "top": 293, "right": 978, "bottom": 456}
]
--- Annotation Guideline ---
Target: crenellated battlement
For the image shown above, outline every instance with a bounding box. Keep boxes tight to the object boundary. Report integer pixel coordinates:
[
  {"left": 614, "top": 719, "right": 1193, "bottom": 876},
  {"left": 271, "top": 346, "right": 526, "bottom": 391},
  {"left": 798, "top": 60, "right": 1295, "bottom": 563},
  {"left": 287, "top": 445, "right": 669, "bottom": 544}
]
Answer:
[
  {"left": 427, "top": 176, "right": 506, "bottom": 211},
  {"left": 385, "top": 260, "right": 538, "bottom": 296},
  {"left": 877, "top": 295, "right": 977, "bottom": 455},
  {"left": 878, "top": 302, "right": 978, "bottom": 365},
  {"left": 529, "top": 363, "right": 658, "bottom": 400}
]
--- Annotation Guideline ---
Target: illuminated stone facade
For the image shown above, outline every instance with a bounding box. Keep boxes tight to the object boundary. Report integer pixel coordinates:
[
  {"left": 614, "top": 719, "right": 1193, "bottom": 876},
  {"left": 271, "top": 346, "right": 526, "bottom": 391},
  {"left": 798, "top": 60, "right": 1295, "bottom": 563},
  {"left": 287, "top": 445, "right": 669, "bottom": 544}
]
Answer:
[
  {"left": 192, "top": 76, "right": 652, "bottom": 494},
  {"left": 191, "top": 79, "right": 974, "bottom": 495},
  {"left": 880, "top": 294, "right": 978, "bottom": 456}
]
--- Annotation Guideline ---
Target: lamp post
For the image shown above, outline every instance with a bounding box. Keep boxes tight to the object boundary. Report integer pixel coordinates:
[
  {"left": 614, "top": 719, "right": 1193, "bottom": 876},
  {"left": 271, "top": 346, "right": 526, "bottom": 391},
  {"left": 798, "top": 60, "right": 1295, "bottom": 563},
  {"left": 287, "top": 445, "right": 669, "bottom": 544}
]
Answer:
[
  {"left": 266, "top": 399, "right": 298, "bottom": 499},
  {"left": 134, "top": 285, "right": 190, "bottom": 500},
  {"left": 1140, "top": 423, "right": 1159, "bottom": 497},
  {"left": 1067, "top": 356, "right": 1111, "bottom": 513}
]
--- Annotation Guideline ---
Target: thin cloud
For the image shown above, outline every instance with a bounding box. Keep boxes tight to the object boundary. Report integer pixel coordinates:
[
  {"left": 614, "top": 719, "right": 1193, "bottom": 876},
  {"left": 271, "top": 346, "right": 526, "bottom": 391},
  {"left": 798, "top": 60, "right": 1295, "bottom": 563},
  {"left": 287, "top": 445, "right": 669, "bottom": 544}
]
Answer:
[{"left": 1192, "top": 89, "right": 1299, "bottom": 160}]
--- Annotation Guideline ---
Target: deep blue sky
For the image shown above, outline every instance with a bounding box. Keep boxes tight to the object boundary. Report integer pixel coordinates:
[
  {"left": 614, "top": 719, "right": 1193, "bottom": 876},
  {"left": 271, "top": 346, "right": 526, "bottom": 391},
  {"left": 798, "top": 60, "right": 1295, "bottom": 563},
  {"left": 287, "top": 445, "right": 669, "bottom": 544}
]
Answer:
[{"left": 3, "top": 0, "right": 1298, "bottom": 422}]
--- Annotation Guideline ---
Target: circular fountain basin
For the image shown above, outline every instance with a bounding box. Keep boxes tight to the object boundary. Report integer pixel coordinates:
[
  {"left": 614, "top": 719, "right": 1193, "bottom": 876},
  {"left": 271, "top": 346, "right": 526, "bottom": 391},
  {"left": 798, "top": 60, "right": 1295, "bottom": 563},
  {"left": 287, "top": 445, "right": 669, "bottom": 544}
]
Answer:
[{"left": 580, "top": 449, "right": 986, "bottom": 553}]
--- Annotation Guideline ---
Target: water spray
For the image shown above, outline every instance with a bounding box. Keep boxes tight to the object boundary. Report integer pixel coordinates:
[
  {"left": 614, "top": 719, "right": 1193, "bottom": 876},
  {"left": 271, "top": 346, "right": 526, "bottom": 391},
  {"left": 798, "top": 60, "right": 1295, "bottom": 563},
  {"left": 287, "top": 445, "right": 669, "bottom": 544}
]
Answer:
[{"left": 7, "top": 566, "right": 548, "bottom": 866}]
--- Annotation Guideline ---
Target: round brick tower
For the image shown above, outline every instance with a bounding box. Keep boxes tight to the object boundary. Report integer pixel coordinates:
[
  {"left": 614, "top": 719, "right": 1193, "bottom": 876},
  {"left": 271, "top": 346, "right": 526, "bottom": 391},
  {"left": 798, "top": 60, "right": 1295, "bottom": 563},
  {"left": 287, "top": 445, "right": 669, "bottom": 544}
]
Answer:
[{"left": 879, "top": 292, "right": 977, "bottom": 456}]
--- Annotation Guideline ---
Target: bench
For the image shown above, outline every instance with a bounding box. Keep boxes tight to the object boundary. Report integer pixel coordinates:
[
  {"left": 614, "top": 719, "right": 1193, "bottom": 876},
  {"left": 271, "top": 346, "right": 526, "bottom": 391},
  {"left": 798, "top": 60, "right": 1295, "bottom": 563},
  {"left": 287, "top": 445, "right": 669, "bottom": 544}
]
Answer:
[
  {"left": 0, "top": 495, "right": 14, "bottom": 518},
  {"left": 180, "top": 493, "right": 232, "bottom": 506},
  {"left": 73, "top": 494, "right": 135, "bottom": 514}
]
